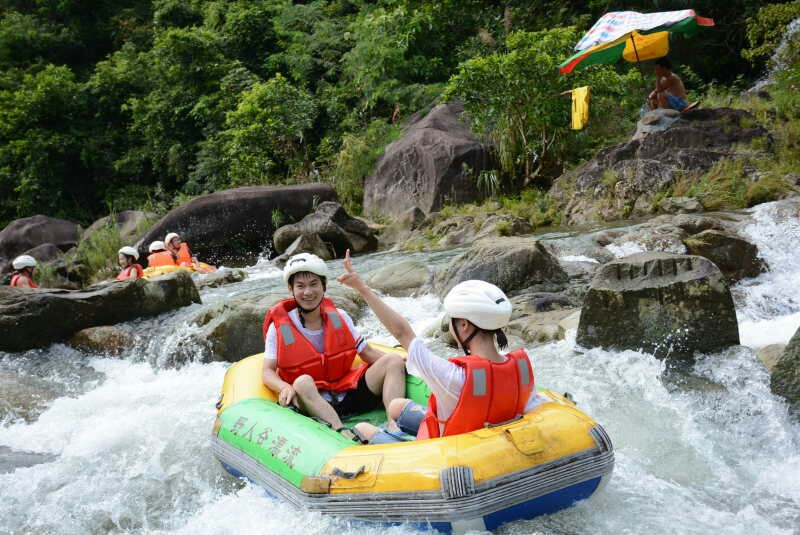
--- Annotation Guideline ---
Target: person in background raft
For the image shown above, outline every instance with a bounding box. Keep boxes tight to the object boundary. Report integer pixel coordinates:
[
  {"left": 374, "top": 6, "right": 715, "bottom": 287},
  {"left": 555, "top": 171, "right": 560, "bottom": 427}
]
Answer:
[
  {"left": 261, "top": 253, "right": 406, "bottom": 441},
  {"left": 116, "top": 246, "right": 143, "bottom": 281},
  {"left": 648, "top": 57, "right": 688, "bottom": 111},
  {"left": 165, "top": 232, "right": 196, "bottom": 267},
  {"left": 336, "top": 249, "right": 543, "bottom": 444},
  {"left": 147, "top": 240, "right": 174, "bottom": 268},
  {"left": 9, "top": 255, "right": 38, "bottom": 288}
]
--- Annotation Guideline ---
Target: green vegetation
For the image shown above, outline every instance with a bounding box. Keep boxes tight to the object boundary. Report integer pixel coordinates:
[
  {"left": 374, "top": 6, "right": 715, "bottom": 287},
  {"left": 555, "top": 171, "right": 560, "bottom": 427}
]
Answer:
[
  {"left": 0, "top": 0, "right": 794, "bottom": 229},
  {"left": 439, "top": 189, "right": 562, "bottom": 229},
  {"left": 75, "top": 224, "right": 125, "bottom": 283}
]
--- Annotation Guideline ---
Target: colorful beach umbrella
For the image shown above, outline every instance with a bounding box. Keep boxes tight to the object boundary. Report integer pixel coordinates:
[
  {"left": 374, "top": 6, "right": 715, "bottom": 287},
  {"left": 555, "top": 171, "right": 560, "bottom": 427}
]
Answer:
[{"left": 559, "top": 10, "right": 715, "bottom": 75}]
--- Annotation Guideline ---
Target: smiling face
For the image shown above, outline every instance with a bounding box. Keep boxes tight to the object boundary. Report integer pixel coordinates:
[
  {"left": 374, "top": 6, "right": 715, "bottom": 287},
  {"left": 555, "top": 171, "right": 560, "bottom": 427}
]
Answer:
[
  {"left": 118, "top": 253, "right": 130, "bottom": 267},
  {"left": 168, "top": 237, "right": 181, "bottom": 251},
  {"left": 289, "top": 271, "right": 325, "bottom": 311}
]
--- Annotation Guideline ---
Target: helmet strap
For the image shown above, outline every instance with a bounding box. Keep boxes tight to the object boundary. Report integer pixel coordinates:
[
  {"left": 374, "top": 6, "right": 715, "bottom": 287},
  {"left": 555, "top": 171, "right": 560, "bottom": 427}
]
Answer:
[{"left": 451, "top": 318, "right": 480, "bottom": 356}]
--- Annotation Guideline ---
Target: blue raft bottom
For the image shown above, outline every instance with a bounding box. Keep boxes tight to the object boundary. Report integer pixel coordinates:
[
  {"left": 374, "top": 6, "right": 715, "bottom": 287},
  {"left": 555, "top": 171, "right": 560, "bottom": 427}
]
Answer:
[{"left": 222, "top": 461, "right": 601, "bottom": 534}]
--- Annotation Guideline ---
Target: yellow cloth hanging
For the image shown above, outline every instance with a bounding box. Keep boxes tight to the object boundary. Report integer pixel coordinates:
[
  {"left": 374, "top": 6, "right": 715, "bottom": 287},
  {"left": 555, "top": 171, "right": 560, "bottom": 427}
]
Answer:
[{"left": 570, "top": 86, "right": 590, "bottom": 130}]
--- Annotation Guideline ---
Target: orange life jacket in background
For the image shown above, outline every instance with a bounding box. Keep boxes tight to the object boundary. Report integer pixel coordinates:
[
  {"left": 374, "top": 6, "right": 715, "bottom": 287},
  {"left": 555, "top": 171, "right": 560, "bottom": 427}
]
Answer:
[
  {"left": 10, "top": 273, "right": 38, "bottom": 288},
  {"left": 417, "top": 349, "right": 534, "bottom": 439},
  {"left": 263, "top": 297, "right": 367, "bottom": 392},
  {"left": 116, "top": 264, "right": 143, "bottom": 281},
  {"left": 177, "top": 243, "right": 192, "bottom": 265},
  {"left": 147, "top": 251, "right": 176, "bottom": 268}
]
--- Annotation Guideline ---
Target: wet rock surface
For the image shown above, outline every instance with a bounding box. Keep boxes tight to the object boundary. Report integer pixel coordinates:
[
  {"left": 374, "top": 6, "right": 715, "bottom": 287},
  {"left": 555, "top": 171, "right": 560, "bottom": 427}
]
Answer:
[
  {"left": 436, "top": 237, "right": 568, "bottom": 297},
  {"left": 364, "top": 100, "right": 491, "bottom": 218},
  {"left": 0, "top": 271, "right": 201, "bottom": 352},
  {"left": 577, "top": 252, "right": 740, "bottom": 358},
  {"left": 68, "top": 326, "right": 135, "bottom": 355},
  {"left": 771, "top": 327, "right": 800, "bottom": 408},
  {"left": 682, "top": 229, "right": 764, "bottom": 281},
  {"left": 364, "top": 259, "right": 433, "bottom": 297},
  {"left": 193, "top": 268, "right": 247, "bottom": 289},
  {"left": 272, "top": 201, "right": 377, "bottom": 259},
  {"left": 138, "top": 183, "right": 337, "bottom": 265}
]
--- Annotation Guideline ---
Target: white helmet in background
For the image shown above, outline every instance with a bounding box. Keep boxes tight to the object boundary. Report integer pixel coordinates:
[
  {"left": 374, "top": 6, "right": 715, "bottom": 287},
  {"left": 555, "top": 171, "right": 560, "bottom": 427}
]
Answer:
[
  {"left": 12, "top": 255, "right": 37, "bottom": 270},
  {"left": 118, "top": 246, "right": 140, "bottom": 260},
  {"left": 444, "top": 280, "right": 512, "bottom": 330},
  {"left": 148, "top": 240, "right": 166, "bottom": 253},
  {"left": 283, "top": 253, "right": 329, "bottom": 285},
  {"left": 164, "top": 232, "right": 181, "bottom": 245}
]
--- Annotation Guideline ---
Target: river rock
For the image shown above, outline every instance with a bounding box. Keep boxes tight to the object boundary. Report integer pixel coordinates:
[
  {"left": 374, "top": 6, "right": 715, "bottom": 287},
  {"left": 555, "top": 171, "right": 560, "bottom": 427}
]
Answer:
[
  {"left": 0, "top": 215, "right": 79, "bottom": 273},
  {"left": 757, "top": 344, "right": 786, "bottom": 372},
  {"left": 658, "top": 196, "right": 704, "bottom": 214},
  {"left": 272, "top": 201, "right": 377, "bottom": 258},
  {"left": 551, "top": 108, "right": 768, "bottom": 225},
  {"left": 397, "top": 207, "right": 426, "bottom": 229},
  {"left": 137, "top": 183, "right": 337, "bottom": 265},
  {"left": 364, "top": 260, "right": 433, "bottom": 297},
  {"left": 0, "top": 446, "right": 56, "bottom": 474},
  {"left": 682, "top": 230, "right": 763, "bottom": 281},
  {"left": 577, "top": 252, "right": 740, "bottom": 358},
  {"left": 271, "top": 234, "right": 334, "bottom": 268},
  {"left": 364, "top": 100, "right": 491, "bottom": 218},
  {"left": 189, "top": 284, "right": 361, "bottom": 362},
  {"left": 193, "top": 268, "right": 247, "bottom": 289},
  {"left": 771, "top": 328, "right": 800, "bottom": 408},
  {"left": 507, "top": 309, "right": 577, "bottom": 344},
  {"left": 84, "top": 210, "right": 157, "bottom": 243},
  {"left": 437, "top": 237, "right": 568, "bottom": 297},
  {"left": 68, "top": 326, "right": 134, "bottom": 355},
  {"left": 0, "top": 271, "right": 201, "bottom": 352}
]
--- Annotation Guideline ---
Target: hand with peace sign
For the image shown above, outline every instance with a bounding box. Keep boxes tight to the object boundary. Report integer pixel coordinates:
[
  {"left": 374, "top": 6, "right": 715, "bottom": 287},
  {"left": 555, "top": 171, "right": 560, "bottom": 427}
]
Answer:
[{"left": 336, "top": 249, "right": 367, "bottom": 292}]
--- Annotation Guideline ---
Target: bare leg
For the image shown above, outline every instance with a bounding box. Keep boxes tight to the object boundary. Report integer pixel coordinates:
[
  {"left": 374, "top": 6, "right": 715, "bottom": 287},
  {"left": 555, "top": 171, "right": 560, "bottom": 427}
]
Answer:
[
  {"left": 355, "top": 398, "right": 411, "bottom": 441},
  {"left": 292, "top": 374, "right": 344, "bottom": 429},
  {"left": 657, "top": 92, "right": 668, "bottom": 109},
  {"left": 364, "top": 354, "right": 406, "bottom": 429}
]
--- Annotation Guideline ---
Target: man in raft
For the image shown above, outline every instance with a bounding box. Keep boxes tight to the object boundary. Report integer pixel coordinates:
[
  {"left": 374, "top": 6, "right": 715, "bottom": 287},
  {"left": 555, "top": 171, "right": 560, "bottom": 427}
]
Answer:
[
  {"left": 337, "top": 250, "right": 541, "bottom": 443},
  {"left": 147, "top": 241, "right": 174, "bottom": 267},
  {"left": 116, "top": 246, "right": 143, "bottom": 281},
  {"left": 8, "top": 255, "right": 39, "bottom": 288},
  {"left": 261, "top": 253, "right": 406, "bottom": 440}
]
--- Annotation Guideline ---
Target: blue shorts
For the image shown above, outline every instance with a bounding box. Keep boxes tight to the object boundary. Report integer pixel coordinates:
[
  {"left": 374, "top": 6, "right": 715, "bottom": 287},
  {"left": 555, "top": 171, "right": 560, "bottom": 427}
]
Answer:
[
  {"left": 369, "top": 401, "right": 426, "bottom": 444},
  {"left": 666, "top": 94, "right": 688, "bottom": 111}
]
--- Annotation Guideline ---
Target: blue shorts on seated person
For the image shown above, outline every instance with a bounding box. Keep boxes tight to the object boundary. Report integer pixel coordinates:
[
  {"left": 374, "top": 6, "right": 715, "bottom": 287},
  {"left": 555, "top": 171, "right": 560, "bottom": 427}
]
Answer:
[
  {"left": 369, "top": 401, "right": 426, "bottom": 444},
  {"left": 666, "top": 94, "right": 688, "bottom": 111}
]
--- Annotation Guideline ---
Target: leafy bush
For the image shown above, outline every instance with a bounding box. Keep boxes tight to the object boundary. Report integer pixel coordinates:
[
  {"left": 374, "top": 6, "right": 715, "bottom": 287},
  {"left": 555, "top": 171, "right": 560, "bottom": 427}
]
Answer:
[
  {"left": 743, "top": 2, "right": 800, "bottom": 64},
  {"left": 75, "top": 223, "right": 125, "bottom": 283}
]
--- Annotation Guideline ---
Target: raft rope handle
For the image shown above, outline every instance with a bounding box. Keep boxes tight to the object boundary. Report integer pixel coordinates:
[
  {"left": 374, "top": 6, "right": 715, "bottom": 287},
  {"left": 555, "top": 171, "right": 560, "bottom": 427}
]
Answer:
[{"left": 331, "top": 465, "right": 366, "bottom": 479}]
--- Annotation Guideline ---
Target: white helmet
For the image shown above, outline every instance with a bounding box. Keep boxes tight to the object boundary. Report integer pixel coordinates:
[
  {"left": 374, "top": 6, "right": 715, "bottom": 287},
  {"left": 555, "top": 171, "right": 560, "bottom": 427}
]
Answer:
[
  {"left": 443, "top": 280, "right": 512, "bottom": 331},
  {"left": 148, "top": 240, "right": 166, "bottom": 253},
  {"left": 164, "top": 232, "right": 181, "bottom": 245},
  {"left": 118, "top": 246, "right": 140, "bottom": 260},
  {"left": 12, "top": 255, "right": 37, "bottom": 270},
  {"left": 283, "top": 253, "right": 329, "bottom": 285}
]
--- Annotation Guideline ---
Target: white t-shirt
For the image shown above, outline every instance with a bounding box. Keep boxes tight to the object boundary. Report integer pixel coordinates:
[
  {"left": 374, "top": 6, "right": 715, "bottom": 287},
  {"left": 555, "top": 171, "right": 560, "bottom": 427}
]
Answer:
[
  {"left": 406, "top": 337, "right": 544, "bottom": 425},
  {"left": 264, "top": 308, "right": 367, "bottom": 402}
]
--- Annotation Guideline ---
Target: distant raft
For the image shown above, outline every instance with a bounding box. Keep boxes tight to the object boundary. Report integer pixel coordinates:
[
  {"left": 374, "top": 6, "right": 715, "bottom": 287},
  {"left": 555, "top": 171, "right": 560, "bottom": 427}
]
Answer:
[
  {"left": 212, "top": 346, "right": 614, "bottom": 534},
  {"left": 142, "top": 262, "right": 216, "bottom": 278}
]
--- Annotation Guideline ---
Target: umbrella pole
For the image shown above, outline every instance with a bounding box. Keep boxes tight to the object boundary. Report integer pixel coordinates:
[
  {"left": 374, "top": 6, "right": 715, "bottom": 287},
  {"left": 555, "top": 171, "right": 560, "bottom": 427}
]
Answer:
[{"left": 630, "top": 34, "right": 650, "bottom": 99}]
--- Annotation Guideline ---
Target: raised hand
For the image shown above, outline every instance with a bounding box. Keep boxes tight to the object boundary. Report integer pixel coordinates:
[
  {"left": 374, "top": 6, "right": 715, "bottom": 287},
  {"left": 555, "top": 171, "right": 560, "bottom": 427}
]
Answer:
[{"left": 336, "top": 249, "right": 366, "bottom": 291}]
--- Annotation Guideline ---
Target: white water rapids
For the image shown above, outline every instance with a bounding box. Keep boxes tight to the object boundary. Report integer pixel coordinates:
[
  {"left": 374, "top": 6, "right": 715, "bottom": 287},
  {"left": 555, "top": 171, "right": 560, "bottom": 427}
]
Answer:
[{"left": 2, "top": 200, "right": 799, "bottom": 534}]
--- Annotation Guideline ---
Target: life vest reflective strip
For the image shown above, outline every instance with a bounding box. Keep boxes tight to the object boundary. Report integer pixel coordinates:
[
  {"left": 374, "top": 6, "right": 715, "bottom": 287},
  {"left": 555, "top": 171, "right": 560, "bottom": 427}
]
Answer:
[
  {"left": 262, "top": 297, "right": 367, "bottom": 392},
  {"left": 417, "top": 349, "right": 534, "bottom": 439},
  {"left": 116, "top": 264, "right": 143, "bottom": 281},
  {"left": 10, "top": 273, "right": 38, "bottom": 288},
  {"left": 177, "top": 243, "right": 192, "bottom": 265},
  {"left": 147, "top": 251, "right": 176, "bottom": 267}
]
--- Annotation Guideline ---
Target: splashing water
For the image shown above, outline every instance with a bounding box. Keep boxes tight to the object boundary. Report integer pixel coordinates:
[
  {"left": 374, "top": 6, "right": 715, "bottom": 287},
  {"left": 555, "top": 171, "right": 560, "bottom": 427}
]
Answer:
[{"left": 2, "top": 200, "right": 800, "bottom": 534}]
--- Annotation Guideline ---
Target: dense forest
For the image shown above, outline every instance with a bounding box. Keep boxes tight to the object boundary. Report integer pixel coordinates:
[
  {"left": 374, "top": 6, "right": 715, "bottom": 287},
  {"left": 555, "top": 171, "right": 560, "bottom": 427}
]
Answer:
[{"left": 0, "top": 0, "right": 797, "bottom": 227}]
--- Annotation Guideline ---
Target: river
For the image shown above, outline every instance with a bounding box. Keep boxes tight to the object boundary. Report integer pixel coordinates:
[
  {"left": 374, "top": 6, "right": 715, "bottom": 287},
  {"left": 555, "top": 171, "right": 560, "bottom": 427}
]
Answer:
[{"left": 1, "top": 199, "right": 799, "bottom": 534}]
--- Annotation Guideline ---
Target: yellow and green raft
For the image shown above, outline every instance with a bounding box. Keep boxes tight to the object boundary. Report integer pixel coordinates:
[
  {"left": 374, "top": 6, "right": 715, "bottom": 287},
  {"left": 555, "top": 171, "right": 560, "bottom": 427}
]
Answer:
[{"left": 212, "top": 344, "right": 614, "bottom": 533}]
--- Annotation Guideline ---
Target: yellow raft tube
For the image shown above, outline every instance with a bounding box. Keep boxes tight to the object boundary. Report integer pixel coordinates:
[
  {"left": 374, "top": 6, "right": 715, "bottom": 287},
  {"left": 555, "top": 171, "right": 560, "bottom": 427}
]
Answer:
[
  {"left": 142, "top": 262, "right": 216, "bottom": 278},
  {"left": 212, "top": 344, "right": 614, "bottom": 533}
]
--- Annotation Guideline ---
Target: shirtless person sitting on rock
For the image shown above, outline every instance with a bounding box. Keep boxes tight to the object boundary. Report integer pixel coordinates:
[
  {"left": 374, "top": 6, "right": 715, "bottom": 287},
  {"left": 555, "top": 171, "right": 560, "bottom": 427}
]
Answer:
[{"left": 648, "top": 57, "right": 688, "bottom": 111}]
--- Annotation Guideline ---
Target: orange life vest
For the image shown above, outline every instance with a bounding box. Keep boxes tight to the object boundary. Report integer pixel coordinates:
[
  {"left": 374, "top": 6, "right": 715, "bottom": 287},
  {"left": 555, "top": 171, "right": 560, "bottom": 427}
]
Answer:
[
  {"left": 417, "top": 349, "right": 534, "bottom": 439},
  {"left": 147, "top": 251, "right": 176, "bottom": 268},
  {"left": 10, "top": 273, "right": 38, "bottom": 288},
  {"left": 176, "top": 243, "right": 192, "bottom": 265},
  {"left": 116, "top": 264, "right": 143, "bottom": 281},
  {"left": 263, "top": 297, "right": 367, "bottom": 392}
]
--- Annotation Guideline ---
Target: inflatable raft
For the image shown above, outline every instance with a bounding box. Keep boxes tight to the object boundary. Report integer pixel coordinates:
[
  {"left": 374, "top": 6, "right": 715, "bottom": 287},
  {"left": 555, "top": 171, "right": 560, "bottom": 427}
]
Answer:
[
  {"left": 142, "top": 262, "right": 215, "bottom": 278},
  {"left": 212, "top": 345, "right": 614, "bottom": 533}
]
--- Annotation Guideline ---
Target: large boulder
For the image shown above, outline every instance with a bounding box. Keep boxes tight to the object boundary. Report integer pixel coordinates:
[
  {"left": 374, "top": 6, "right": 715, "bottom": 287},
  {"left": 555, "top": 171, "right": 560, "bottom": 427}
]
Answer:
[
  {"left": 188, "top": 284, "right": 360, "bottom": 362},
  {"left": 0, "top": 271, "right": 201, "bottom": 352},
  {"left": 68, "top": 326, "right": 135, "bottom": 355},
  {"left": 364, "top": 259, "right": 433, "bottom": 297},
  {"left": 271, "top": 235, "right": 334, "bottom": 268},
  {"left": 0, "top": 215, "right": 79, "bottom": 273},
  {"left": 437, "top": 237, "right": 568, "bottom": 297},
  {"left": 272, "top": 201, "right": 377, "bottom": 258},
  {"left": 364, "top": 100, "right": 492, "bottom": 218},
  {"left": 84, "top": 210, "right": 157, "bottom": 243},
  {"left": 551, "top": 108, "right": 768, "bottom": 225},
  {"left": 682, "top": 229, "right": 763, "bottom": 281},
  {"left": 577, "top": 252, "right": 740, "bottom": 358},
  {"left": 771, "top": 328, "right": 800, "bottom": 409},
  {"left": 137, "top": 184, "right": 337, "bottom": 265}
]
